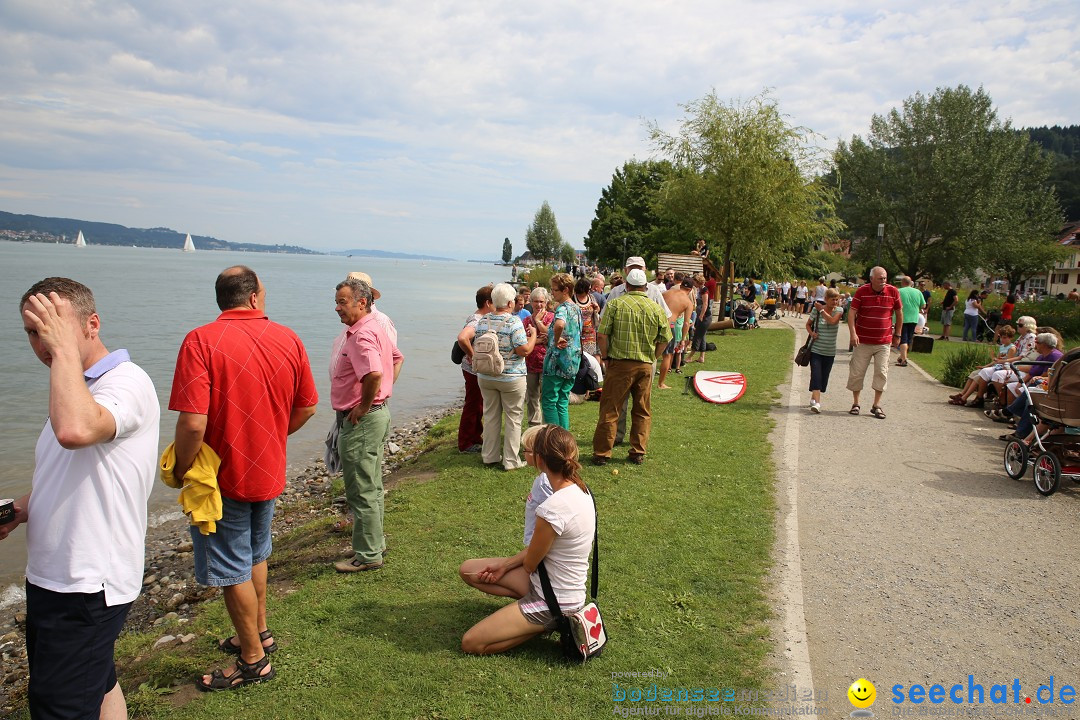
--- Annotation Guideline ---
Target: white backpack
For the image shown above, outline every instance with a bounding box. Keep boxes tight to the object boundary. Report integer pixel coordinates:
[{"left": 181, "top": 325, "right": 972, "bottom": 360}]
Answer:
[{"left": 471, "top": 323, "right": 505, "bottom": 376}]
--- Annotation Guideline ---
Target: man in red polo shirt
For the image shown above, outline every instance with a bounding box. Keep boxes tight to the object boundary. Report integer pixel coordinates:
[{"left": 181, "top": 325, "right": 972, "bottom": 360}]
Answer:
[
  {"left": 170, "top": 266, "right": 318, "bottom": 690},
  {"left": 846, "top": 266, "right": 903, "bottom": 419}
]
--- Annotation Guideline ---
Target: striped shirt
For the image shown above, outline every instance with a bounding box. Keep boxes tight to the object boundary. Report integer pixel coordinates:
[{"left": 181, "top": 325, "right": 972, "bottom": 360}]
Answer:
[
  {"left": 808, "top": 307, "right": 840, "bottom": 357},
  {"left": 851, "top": 283, "right": 901, "bottom": 345},
  {"left": 597, "top": 291, "right": 672, "bottom": 364}
]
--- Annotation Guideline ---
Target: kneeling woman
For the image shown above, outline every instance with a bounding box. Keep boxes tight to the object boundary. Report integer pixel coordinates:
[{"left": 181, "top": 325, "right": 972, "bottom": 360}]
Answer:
[{"left": 459, "top": 425, "right": 595, "bottom": 654}]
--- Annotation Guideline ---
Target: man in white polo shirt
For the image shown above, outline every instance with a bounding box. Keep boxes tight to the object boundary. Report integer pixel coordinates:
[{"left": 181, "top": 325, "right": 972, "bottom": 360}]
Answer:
[{"left": 1, "top": 277, "right": 159, "bottom": 720}]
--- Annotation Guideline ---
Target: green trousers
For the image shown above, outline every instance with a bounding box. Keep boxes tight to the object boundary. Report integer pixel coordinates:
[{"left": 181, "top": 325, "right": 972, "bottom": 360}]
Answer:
[{"left": 339, "top": 405, "right": 391, "bottom": 564}]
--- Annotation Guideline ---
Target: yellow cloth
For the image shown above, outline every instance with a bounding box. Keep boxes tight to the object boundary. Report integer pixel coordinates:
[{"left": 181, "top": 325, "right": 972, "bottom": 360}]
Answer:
[{"left": 159, "top": 442, "right": 223, "bottom": 535}]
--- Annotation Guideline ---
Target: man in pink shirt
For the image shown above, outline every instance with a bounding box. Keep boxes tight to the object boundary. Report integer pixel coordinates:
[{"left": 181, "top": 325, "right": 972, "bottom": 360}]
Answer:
[{"left": 331, "top": 276, "right": 403, "bottom": 572}]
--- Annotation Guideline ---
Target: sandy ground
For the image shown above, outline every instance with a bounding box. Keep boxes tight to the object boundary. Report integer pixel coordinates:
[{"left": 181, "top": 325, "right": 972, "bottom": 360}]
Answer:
[{"left": 767, "top": 315, "right": 1080, "bottom": 719}]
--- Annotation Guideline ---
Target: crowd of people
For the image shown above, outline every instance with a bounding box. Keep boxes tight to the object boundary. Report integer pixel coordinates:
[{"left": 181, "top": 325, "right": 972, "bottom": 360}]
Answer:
[
  {"left": 946, "top": 313, "right": 1070, "bottom": 446},
  {"left": 456, "top": 256, "right": 725, "bottom": 471},
  {"left": 6, "top": 258, "right": 1071, "bottom": 714}
]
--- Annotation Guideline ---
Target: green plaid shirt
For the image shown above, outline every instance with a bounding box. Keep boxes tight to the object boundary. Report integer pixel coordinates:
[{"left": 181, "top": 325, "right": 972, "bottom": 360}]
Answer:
[{"left": 597, "top": 291, "right": 671, "bottom": 364}]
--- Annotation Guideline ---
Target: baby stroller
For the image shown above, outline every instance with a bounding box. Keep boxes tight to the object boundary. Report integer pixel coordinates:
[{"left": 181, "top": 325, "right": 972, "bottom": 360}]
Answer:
[
  {"left": 732, "top": 302, "right": 754, "bottom": 329},
  {"left": 762, "top": 289, "right": 778, "bottom": 319},
  {"left": 1002, "top": 348, "right": 1080, "bottom": 495},
  {"left": 976, "top": 309, "right": 1001, "bottom": 343}
]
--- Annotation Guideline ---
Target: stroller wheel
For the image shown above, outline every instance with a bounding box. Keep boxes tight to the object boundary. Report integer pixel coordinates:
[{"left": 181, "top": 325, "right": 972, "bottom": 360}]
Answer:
[
  {"left": 1032, "top": 452, "right": 1061, "bottom": 496},
  {"left": 1003, "top": 440, "right": 1028, "bottom": 480}
]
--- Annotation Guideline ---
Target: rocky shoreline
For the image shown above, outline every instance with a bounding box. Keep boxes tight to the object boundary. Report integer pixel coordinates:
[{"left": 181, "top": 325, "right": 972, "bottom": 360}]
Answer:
[{"left": 0, "top": 406, "right": 454, "bottom": 714}]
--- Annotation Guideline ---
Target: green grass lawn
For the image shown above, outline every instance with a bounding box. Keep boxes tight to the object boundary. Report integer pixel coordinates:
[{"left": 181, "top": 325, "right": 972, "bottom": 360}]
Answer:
[{"left": 110, "top": 329, "right": 793, "bottom": 720}]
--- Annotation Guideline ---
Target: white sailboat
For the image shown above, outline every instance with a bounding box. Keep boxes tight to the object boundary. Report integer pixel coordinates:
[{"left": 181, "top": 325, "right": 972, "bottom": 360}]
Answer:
[
  {"left": 74, "top": 231, "right": 86, "bottom": 248},
  {"left": 182, "top": 233, "right": 195, "bottom": 252}
]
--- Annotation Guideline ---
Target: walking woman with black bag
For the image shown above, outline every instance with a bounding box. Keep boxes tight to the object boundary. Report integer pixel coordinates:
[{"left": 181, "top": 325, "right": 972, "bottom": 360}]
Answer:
[
  {"left": 458, "top": 425, "right": 598, "bottom": 655},
  {"left": 806, "top": 288, "right": 844, "bottom": 413}
]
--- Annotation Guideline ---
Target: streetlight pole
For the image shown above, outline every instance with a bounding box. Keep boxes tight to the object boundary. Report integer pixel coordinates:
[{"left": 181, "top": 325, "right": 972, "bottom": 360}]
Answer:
[{"left": 876, "top": 223, "right": 884, "bottom": 266}]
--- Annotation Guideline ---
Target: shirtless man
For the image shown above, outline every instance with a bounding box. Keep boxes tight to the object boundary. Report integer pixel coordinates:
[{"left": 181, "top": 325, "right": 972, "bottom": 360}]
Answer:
[{"left": 658, "top": 279, "right": 694, "bottom": 389}]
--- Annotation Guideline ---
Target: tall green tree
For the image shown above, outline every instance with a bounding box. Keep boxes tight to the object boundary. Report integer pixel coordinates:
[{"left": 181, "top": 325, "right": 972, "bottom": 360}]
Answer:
[
  {"left": 584, "top": 159, "right": 693, "bottom": 268},
  {"left": 525, "top": 201, "right": 563, "bottom": 262},
  {"left": 649, "top": 91, "right": 841, "bottom": 317},
  {"left": 834, "top": 85, "right": 1063, "bottom": 280},
  {"left": 560, "top": 241, "right": 577, "bottom": 265},
  {"left": 501, "top": 237, "right": 512, "bottom": 264}
]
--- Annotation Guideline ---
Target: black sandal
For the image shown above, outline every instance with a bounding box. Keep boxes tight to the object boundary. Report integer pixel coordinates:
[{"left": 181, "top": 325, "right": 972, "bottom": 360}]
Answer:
[
  {"left": 870, "top": 406, "right": 887, "bottom": 419},
  {"left": 196, "top": 654, "right": 276, "bottom": 692},
  {"left": 849, "top": 405, "right": 860, "bottom": 415},
  {"left": 219, "top": 629, "right": 277, "bottom": 655}
]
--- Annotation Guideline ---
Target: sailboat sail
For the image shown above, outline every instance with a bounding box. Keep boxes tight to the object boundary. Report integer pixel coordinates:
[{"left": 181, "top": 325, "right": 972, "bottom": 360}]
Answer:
[
  {"left": 74, "top": 231, "right": 86, "bottom": 248},
  {"left": 183, "top": 234, "right": 195, "bottom": 252}
]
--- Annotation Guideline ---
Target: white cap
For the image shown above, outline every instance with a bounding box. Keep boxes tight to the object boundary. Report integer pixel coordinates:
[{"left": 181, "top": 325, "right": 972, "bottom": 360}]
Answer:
[
  {"left": 626, "top": 268, "right": 648, "bottom": 286},
  {"left": 625, "top": 256, "right": 646, "bottom": 269}
]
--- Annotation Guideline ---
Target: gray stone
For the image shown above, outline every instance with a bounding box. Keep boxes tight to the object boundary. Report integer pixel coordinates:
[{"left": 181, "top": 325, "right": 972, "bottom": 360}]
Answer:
[{"left": 152, "top": 635, "right": 176, "bottom": 649}]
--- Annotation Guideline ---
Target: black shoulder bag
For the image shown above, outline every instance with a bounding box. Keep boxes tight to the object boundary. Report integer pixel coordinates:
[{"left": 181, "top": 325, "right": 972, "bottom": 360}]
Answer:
[
  {"left": 536, "top": 499, "right": 606, "bottom": 662},
  {"left": 794, "top": 311, "right": 819, "bottom": 367}
]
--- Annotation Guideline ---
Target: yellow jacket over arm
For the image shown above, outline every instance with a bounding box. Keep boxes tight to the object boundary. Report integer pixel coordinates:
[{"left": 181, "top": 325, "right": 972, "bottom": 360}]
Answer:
[{"left": 159, "top": 442, "right": 223, "bottom": 535}]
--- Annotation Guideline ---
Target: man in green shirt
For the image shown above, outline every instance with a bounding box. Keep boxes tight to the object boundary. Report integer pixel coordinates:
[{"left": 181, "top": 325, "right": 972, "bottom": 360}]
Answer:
[
  {"left": 592, "top": 269, "right": 671, "bottom": 465},
  {"left": 897, "top": 276, "right": 926, "bottom": 367}
]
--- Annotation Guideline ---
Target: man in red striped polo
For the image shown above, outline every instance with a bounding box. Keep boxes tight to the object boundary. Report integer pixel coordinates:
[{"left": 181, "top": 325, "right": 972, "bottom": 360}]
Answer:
[{"left": 846, "top": 266, "right": 903, "bottom": 419}]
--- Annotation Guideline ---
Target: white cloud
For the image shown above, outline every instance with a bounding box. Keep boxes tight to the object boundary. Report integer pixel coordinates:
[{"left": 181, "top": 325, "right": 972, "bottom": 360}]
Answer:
[{"left": 0, "top": 0, "right": 1077, "bottom": 256}]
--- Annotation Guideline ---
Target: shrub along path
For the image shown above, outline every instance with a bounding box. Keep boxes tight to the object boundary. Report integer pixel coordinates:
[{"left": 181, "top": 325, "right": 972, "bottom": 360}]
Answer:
[
  {"left": 108, "top": 329, "right": 793, "bottom": 720},
  {"left": 771, "top": 316, "right": 1080, "bottom": 717}
]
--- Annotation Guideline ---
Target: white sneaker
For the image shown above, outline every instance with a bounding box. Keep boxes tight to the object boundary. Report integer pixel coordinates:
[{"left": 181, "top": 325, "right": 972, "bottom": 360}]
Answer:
[{"left": 810, "top": 400, "right": 821, "bottom": 413}]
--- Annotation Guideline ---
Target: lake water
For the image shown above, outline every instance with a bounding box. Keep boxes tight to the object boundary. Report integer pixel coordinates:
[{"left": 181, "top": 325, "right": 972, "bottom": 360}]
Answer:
[{"left": 0, "top": 242, "right": 510, "bottom": 606}]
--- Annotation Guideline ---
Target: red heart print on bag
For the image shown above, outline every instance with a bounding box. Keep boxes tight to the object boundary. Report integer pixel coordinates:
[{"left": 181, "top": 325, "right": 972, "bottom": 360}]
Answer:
[
  {"left": 584, "top": 606, "right": 599, "bottom": 623},
  {"left": 589, "top": 622, "right": 602, "bottom": 640}
]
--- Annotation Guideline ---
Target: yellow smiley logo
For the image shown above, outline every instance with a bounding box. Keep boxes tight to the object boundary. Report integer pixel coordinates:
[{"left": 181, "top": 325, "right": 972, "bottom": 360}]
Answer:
[{"left": 848, "top": 678, "right": 876, "bottom": 709}]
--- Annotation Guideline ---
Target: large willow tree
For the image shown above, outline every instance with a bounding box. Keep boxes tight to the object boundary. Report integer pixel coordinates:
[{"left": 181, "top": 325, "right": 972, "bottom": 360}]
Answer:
[{"left": 649, "top": 91, "right": 841, "bottom": 317}]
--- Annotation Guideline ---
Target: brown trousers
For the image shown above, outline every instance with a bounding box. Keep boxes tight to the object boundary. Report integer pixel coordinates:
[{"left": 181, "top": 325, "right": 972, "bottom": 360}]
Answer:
[{"left": 593, "top": 359, "right": 653, "bottom": 458}]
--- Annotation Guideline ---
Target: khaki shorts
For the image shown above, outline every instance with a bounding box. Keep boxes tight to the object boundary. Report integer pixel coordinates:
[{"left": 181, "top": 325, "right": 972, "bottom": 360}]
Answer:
[{"left": 846, "top": 343, "right": 890, "bottom": 393}]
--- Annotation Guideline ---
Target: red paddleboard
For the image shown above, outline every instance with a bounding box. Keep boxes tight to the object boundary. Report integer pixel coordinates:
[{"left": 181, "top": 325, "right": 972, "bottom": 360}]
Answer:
[{"left": 693, "top": 371, "right": 747, "bottom": 404}]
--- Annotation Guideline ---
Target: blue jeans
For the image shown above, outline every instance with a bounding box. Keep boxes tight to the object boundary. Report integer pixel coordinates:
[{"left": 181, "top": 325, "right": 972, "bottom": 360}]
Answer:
[
  {"left": 808, "top": 352, "right": 835, "bottom": 393},
  {"left": 962, "top": 314, "right": 980, "bottom": 341},
  {"left": 1008, "top": 394, "right": 1035, "bottom": 438},
  {"left": 191, "top": 496, "right": 275, "bottom": 586}
]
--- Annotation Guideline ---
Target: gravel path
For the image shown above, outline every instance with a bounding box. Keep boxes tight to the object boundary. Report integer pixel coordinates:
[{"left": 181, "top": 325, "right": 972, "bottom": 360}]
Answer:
[{"left": 768, "top": 317, "right": 1080, "bottom": 719}]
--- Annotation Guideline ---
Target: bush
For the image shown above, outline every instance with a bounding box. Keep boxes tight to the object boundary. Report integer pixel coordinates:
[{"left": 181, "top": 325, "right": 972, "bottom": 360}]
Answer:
[
  {"left": 1012, "top": 299, "right": 1080, "bottom": 341},
  {"left": 520, "top": 265, "right": 556, "bottom": 289},
  {"left": 941, "top": 345, "right": 989, "bottom": 388}
]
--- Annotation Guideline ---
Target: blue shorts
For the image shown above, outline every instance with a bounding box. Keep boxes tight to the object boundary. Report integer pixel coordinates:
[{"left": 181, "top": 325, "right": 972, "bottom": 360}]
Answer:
[
  {"left": 26, "top": 582, "right": 132, "bottom": 719},
  {"left": 900, "top": 322, "right": 917, "bottom": 346},
  {"left": 191, "top": 496, "right": 275, "bottom": 587}
]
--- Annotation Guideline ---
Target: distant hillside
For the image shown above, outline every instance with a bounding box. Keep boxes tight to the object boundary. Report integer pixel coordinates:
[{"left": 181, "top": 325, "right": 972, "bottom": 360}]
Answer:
[
  {"left": 331, "top": 248, "right": 455, "bottom": 261},
  {"left": 0, "top": 210, "right": 319, "bottom": 254},
  {"left": 1026, "top": 125, "right": 1080, "bottom": 221}
]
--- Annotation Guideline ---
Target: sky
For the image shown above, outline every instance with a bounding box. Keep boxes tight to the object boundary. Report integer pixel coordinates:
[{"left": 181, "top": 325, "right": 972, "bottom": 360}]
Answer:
[{"left": 0, "top": 1, "right": 1077, "bottom": 259}]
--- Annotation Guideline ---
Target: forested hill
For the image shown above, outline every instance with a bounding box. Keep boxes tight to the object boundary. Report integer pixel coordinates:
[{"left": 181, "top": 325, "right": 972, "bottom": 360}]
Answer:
[
  {"left": 1026, "top": 125, "right": 1080, "bottom": 221},
  {"left": 0, "top": 210, "right": 318, "bottom": 254}
]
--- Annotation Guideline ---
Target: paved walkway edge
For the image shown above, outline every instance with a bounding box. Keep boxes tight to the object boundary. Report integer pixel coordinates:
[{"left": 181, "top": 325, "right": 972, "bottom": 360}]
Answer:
[{"left": 769, "top": 323, "right": 814, "bottom": 692}]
